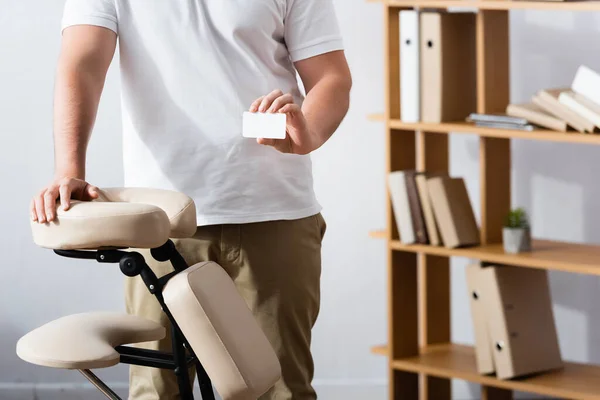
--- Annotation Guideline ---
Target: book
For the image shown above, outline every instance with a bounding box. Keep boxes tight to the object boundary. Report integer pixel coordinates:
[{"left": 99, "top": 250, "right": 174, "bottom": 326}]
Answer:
[
  {"left": 572, "top": 65, "right": 600, "bottom": 108},
  {"left": 467, "top": 113, "right": 529, "bottom": 126},
  {"left": 415, "top": 174, "right": 441, "bottom": 246},
  {"left": 558, "top": 90, "right": 600, "bottom": 129},
  {"left": 480, "top": 265, "right": 563, "bottom": 380},
  {"left": 506, "top": 103, "right": 568, "bottom": 132},
  {"left": 400, "top": 11, "right": 420, "bottom": 123},
  {"left": 388, "top": 171, "right": 416, "bottom": 244},
  {"left": 421, "top": 11, "right": 476, "bottom": 123},
  {"left": 472, "top": 121, "right": 536, "bottom": 131},
  {"left": 427, "top": 176, "right": 480, "bottom": 248},
  {"left": 405, "top": 171, "right": 429, "bottom": 244},
  {"left": 535, "top": 88, "right": 593, "bottom": 133}
]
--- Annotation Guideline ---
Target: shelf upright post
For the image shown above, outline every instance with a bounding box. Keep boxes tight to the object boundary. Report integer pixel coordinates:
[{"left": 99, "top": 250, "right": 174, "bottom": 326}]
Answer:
[
  {"left": 384, "top": 3, "right": 420, "bottom": 399},
  {"left": 417, "top": 131, "right": 450, "bottom": 400},
  {"left": 476, "top": 9, "right": 513, "bottom": 400}
]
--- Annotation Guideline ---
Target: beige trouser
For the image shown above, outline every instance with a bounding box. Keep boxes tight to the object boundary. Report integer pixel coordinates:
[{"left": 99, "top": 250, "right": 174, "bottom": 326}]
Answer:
[{"left": 125, "top": 214, "right": 326, "bottom": 400}]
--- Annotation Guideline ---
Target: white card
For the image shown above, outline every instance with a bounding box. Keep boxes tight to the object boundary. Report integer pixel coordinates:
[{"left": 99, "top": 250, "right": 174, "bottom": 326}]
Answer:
[{"left": 242, "top": 112, "right": 287, "bottom": 139}]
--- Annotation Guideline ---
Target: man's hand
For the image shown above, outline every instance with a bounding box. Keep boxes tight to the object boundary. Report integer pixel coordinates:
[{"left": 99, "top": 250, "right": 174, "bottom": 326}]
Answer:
[
  {"left": 249, "top": 89, "right": 318, "bottom": 155},
  {"left": 31, "top": 178, "right": 99, "bottom": 223}
]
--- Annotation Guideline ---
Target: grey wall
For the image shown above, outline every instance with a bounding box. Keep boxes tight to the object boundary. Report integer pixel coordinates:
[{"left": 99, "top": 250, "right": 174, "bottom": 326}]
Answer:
[{"left": 1, "top": 1, "right": 599, "bottom": 399}]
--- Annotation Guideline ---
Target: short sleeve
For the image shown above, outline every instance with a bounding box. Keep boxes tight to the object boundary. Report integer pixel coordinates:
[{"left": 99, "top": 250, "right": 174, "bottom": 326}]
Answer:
[
  {"left": 62, "top": 0, "right": 118, "bottom": 34},
  {"left": 284, "top": 0, "right": 344, "bottom": 62}
]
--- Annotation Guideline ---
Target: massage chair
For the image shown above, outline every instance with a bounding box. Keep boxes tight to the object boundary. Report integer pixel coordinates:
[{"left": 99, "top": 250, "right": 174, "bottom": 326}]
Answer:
[{"left": 17, "top": 188, "right": 282, "bottom": 400}]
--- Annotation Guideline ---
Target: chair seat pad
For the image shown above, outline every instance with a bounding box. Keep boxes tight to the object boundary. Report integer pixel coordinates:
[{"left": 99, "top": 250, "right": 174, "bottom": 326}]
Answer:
[
  {"left": 31, "top": 188, "right": 197, "bottom": 250},
  {"left": 16, "top": 312, "right": 166, "bottom": 370}
]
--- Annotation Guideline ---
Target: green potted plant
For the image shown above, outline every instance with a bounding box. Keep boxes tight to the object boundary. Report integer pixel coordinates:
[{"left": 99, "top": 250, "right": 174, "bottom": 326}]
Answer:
[{"left": 503, "top": 208, "right": 531, "bottom": 254}]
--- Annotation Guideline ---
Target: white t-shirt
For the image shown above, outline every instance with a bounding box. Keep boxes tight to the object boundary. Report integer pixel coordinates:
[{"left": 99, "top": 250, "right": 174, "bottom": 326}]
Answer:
[{"left": 62, "top": 0, "right": 344, "bottom": 226}]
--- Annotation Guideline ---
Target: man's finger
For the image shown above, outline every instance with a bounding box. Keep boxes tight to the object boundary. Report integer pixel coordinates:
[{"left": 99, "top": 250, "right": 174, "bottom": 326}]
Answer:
[
  {"left": 86, "top": 184, "right": 100, "bottom": 199},
  {"left": 257, "top": 138, "right": 277, "bottom": 147},
  {"left": 59, "top": 184, "right": 72, "bottom": 211},
  {"left": 30, "top": 199, "right": 37, "bottom": 221},
  {"left": 268, "top": 93, "right": 293, "bottom": 113},
  {"left": 249, "top": 96, "right": 265, "bottom": 113},
  {"left": 35, "top": 191, "right": 47, "bottom": 223},
  {"left": 258, "top": 89, "right": 284, "bottom": 113},
  {"left": 257, "top": 138, "right": 292, "bottom": 153},
  {"left": 279, "top": 103, "right": 300, "bottom": 115},
  {"left": 44, "top": 187, "right": 59, "bottom": 222}
]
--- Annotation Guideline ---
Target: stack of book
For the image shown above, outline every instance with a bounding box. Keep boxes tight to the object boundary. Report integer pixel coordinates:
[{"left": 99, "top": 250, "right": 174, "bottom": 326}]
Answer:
[
  {"left": 387, "top": 171, "right": 479, "bottom": 248},
  {"left": 466, "top": 113, "right": 535, "bottom": 131},
  {"left": 467, "top": 263, "right": 563, "bottom": 379},
  {"left": 505, "top": 65, "right": 600, "bottom": 133}
]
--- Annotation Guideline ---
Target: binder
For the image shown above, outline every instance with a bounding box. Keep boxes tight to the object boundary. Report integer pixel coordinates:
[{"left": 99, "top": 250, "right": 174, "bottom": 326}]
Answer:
[
  {"left": 480, "top": 265, "right": 563, "bottom": 380},
  {"left": 400, "top": 10, "right": 420, "bottom": 123},
  {"left": 466, "top": 263, "right": 495, "bottom": 375},
  {"left": 427, "top": 176, "right": 479, "bottom": 248},
  {"left": 420, "top": 11, "right": 476, "bottom": 123},
  {"left": 388, "top": 171, "right": 416, "bottom": 244}
]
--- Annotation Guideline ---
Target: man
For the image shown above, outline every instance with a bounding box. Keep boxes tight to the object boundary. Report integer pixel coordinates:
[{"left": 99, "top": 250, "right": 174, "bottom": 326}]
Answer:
[{"left": 31, "top": 0, "right": 351, "bottom": 398}]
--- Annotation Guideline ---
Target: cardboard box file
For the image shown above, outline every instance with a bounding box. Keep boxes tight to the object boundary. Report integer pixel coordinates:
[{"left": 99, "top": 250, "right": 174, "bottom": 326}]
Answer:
[
  {"left": 420, "top": 11, "right": 476, "bottom": 123},
  {"left": 479, "top": 265, "right": 563, "bottom": 380},
  {"left": 466, "top": 263, "right": 495, "bottom": 375}
]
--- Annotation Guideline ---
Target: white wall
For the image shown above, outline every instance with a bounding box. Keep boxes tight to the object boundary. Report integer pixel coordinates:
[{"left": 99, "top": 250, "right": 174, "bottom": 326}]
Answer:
[{"left": 2, "top": 1, "right": 600, "bottom": 399}]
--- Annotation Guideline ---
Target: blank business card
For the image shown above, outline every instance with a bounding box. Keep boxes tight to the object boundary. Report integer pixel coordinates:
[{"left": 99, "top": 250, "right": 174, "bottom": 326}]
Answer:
[{"left": 242, "top": 112, "right": 287, "bottom": 139}]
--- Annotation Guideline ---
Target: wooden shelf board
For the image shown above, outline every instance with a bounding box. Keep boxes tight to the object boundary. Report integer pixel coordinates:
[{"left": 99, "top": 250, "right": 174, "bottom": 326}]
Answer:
[
  {"left": 371, "top": 0, "right": 600, "bottom": 11},
  {"left": 372, "top": 343, "right": 600, "bottom": 399},
  {"left": 390, "top": 239, "right": 600, "bottom": 275},
  {"left": 371, "top": 344, "right": 388, "bottom": 356},
  {"left": 389, "top": 120, "right": 600, "bottom": 145},
  {"left": 367, "top": 113, "right": 385, "bottom": 122},
  {"left": 369, "top": 229, "right": 387, "bottom": 239}
]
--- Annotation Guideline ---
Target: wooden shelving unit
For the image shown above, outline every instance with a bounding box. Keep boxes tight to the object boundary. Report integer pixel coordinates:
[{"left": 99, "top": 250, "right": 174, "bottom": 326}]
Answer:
[{"left": 369, "top": 1, "right": 600, "bottom": 399}]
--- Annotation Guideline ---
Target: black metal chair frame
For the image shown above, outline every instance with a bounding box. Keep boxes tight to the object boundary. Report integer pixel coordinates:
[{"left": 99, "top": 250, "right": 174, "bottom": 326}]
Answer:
[{"left": 55, "top": 240, "right": 214, "bottom": 400}]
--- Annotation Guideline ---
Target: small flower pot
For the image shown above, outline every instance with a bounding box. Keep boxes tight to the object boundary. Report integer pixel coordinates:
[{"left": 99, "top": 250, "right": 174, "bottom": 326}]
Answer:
[{"left": 503, "top": 227, "right": 531, "bottom": 254}]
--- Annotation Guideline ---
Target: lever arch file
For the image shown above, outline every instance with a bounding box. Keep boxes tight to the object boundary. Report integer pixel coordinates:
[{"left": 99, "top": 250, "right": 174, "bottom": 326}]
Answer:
[
  {"left": 466, "top": 263, "right": 495, "bottom": 375},
  {"left": 480, "top": 265, "right": 563, "bottom": 380},
  {"left": 420, "top": 11, "right": 476, "bottom": 123},
  {"left": 400, "top": 10, "right": 420, "bottom": 123}
]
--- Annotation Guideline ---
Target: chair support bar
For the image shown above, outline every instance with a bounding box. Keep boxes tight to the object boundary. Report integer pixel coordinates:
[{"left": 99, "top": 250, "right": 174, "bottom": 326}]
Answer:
[
  {"left": 79, "top": 369, "right": 122, "bottom": 400},
  {"left": 54, "top": 249, "right": 98, "bottom": 260},
  {"left": 115, "top": 346, "right": 197, "bottom": 370}
]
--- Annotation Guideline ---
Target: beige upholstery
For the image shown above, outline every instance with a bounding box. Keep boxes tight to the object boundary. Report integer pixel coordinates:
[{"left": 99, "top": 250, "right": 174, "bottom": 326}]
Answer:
[
  {"left": 16, "top": 312, "right": 165, "bottom": 370},
  {"left": 164, "top": 262, "right": 282, "bottom": 400},
  {"left": 31, "top": 187, "right": 197, "bottom": 250},
  {"left": 99, "top": 188, "right": 197, "bottom": 238}
]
